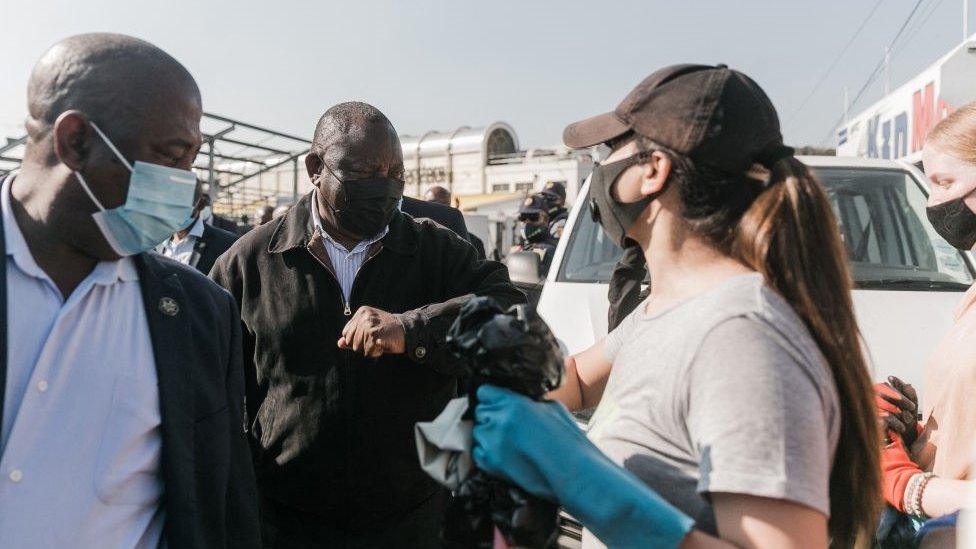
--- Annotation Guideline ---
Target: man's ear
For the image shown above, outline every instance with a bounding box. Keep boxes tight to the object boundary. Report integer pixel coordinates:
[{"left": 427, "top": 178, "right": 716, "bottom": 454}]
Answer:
[
  {"left": 639, "top": 151, "right": 671, "bottom": 197},
  {"left": 305, "top": 153, "right": 323, "bottom": 186},
  {"left": 52, "top": 110, "right": 92, "bottom": 172}
]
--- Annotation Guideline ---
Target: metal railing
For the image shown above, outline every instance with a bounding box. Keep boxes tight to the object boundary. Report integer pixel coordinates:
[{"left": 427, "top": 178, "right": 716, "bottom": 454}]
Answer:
[{"left": 0, "top": 113, "right": 311, "bottom": 218}]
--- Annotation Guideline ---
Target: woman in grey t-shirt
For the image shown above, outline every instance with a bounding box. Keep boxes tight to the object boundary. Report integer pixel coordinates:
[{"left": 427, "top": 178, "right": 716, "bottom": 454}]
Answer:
[{"left": 470, "top": 65, "right": 881, "bottom": 549}]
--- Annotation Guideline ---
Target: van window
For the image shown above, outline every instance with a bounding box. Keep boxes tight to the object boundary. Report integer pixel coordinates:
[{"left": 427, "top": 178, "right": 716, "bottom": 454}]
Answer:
[{"left": 557, "top": 167, "right": 974, "bottom": 290}]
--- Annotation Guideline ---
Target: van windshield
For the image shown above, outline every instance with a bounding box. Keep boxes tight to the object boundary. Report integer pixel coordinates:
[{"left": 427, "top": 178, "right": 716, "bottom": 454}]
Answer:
[{"left": 557, "top": 167, "right": 975, "bottom": 290}]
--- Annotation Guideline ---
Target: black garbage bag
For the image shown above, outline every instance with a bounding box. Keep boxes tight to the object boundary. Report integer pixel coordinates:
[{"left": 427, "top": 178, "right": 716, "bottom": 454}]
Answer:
[{"left": 442, "top": 296, "right": 563, "bottom": 548}]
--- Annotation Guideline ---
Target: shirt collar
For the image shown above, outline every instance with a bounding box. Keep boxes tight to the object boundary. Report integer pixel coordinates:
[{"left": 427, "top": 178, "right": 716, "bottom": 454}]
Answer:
[
  {"left": 188, "top": 215, "right": 205, "bottom": 238},
  {"left": 164, "top": 215, "right": 204, "bottom": 249},
  {"left": 2, "top": 175, "right": 138, "bottom": 284},
  {"left": 309, "top": 188, "right": 389, "bottom": 254},
  {"left": 269, "top": 191, "right": 417, "bottom": 256}
]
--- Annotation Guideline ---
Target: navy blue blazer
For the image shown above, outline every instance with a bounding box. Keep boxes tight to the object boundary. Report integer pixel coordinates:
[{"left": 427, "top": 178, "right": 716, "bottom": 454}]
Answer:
[
  {"left": 0, "top": 214, "right": 260, "bottom": 548},
  {"left": 193, "top": 223, "right": 239, "bottom": 276}
]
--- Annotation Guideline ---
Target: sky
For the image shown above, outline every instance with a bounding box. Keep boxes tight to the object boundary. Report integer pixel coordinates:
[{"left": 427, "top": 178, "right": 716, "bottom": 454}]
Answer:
[{"left": 1, "top": 0, "right": 972, "bottom": 149}]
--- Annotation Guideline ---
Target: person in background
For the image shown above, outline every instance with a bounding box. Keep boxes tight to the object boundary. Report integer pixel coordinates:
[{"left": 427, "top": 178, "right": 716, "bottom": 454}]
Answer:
[
  {"left": 472, "top": 64, "right": 881, "bottom": 548},
  {"left": 510, "top": 193, "right": 559, "bottom": 276},
  {"left": 252, "top": 205, "right": 275, "bottom": 227},
  {"left": 606, "top": 240, "right": 648, "bottom": 330},
  {"left": 423, "top": 185, "right": 451, "bottom": 205},
  {"left": 272, "top": 204, "right": 291, "bottom": 220},
  {"left": 211, "top": 101, "right": 524, "bottom": 548},
  {"left": 424, "top": 184, "right": 486, "bottom": 259},
  {"left": 0, "top": 33, "right": 259, "bottom": 548},
  {"left": 873, "top": 103, "right": 976, "bottom": 540},
  {"left": 541, "top": 180, "right": 569, "bottom": 238},
  {"left": 402, "top": 186, "right": 470, "bottom": 240},
  {"left": 159, "top": 180, "right": 238, "bottom": 275},
  {"left": 198, "top": 186, "right": 243, "bottom": 234}
]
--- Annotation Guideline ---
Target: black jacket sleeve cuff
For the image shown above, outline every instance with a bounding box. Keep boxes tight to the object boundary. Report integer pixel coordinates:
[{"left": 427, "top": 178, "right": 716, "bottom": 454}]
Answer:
[{"left": 396, "top": 311, "right": 431, "bottom": 364}]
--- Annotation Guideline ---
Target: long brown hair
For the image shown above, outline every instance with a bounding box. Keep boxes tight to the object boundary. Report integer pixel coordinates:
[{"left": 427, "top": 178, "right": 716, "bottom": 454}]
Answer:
[
  {"left": 735, "top": 158, "right": 881, "bottom": 545},
  {"left": 647, "top": 138, "right": 882, "bottom": 545}
]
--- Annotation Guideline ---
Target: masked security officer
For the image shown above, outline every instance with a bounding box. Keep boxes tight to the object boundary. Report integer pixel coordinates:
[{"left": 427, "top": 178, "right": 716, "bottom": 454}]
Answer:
[{"left": 511, "top": 193, "right": 560, "bottom": 277}]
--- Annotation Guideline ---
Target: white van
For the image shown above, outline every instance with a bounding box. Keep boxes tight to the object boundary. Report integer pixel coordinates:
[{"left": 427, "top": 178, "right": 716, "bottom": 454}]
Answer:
[{"left": 535, "top": 156, "right": 975, "bottom": 391}]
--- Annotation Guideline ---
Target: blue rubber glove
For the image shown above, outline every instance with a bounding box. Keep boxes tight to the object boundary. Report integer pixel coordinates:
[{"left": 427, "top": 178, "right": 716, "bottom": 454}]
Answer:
[{"left": 472, "top": 384, "right": 694, "bottom": 549}]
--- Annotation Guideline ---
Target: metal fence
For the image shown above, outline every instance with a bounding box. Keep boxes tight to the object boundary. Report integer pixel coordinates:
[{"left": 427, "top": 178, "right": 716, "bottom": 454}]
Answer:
[{"left": 0, "top": 113, "right": 311, "bottom": 218}]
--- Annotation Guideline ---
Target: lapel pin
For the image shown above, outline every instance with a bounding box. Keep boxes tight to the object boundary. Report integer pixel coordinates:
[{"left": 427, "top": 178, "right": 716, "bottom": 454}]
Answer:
[{"left": 158, "top": 297, "right": 180, "bottom": 316}]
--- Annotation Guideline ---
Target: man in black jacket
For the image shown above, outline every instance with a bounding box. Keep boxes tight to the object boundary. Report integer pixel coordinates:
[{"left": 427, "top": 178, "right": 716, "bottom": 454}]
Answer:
[
  {"left": 211, "top": 101, "right": 524, "bottom": 547},
  {"left": 0, "top": 33, "right": 259, "bottom": 547}
]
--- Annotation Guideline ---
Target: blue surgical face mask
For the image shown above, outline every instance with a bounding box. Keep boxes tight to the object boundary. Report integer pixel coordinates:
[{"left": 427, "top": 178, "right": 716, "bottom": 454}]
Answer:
[{"left": 74, "top": 122, "right": 197, "bottom": 257}]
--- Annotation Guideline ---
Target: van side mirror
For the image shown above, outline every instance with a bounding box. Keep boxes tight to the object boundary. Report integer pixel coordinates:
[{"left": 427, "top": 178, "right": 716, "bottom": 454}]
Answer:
[{"left": 504, "top": 251, "right": 543, "bottom": 285}]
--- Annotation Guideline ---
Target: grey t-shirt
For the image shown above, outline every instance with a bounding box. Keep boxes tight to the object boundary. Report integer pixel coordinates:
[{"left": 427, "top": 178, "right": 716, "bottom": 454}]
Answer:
[{"left": 583, "top": 273, "right": 840, "bottom": 544}]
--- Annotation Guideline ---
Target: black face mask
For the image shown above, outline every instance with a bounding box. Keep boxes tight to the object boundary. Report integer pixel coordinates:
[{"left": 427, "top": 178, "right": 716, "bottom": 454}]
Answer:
[
  {"left": 588, "top": 153, "right": 665, "bottom": 247},
  {"left": 927, "top": 196, "right": 976, "bottom": 250},
  {"left": 325, "top": 177, "right": 403, "bottom": 238},
  {"left": 521, "top": 222, "right": 548, "bottom": 243}
]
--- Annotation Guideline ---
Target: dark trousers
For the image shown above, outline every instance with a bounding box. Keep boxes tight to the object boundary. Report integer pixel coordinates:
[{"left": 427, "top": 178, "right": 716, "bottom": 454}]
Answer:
[{"left": 260, "top": 490, "right": 448, "bottom": 549}]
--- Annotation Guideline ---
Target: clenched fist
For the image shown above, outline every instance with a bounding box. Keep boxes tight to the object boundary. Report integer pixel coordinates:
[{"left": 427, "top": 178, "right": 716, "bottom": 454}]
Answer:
[{"left": 338, "top": 306, "right": 406, "bottom": 358}]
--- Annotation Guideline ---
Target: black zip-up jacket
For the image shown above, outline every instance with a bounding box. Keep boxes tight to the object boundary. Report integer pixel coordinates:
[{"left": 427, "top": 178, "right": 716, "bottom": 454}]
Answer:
[{"left": 210, "top": 192, "right": 524, "bottom": 530}]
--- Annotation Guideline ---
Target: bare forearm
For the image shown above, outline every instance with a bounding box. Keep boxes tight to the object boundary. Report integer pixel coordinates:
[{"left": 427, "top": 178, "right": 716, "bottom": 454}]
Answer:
[
  {"left": 680, "top": 531, "right": 739, "bottom": 548},
  {"left": 921, "top": 478, "right": 971, "bottom": 518},
  {"left": 548, "top": 356, "right": 584, "bottom": 411}
]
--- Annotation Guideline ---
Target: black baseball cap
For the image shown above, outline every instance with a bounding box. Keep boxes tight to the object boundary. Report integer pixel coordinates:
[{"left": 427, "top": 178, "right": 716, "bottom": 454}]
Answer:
[
  {"left": 539, "top": 190, "right": 562, "bottom": 207},
  {"left": 519, "top": 194, "right": 548, "bottom": 216},
  {"left": 543, "top": 181, "right": 566, "bottom": 201},
  {"left": 563, "top": 64, "right": 792, "bottom": 173}
]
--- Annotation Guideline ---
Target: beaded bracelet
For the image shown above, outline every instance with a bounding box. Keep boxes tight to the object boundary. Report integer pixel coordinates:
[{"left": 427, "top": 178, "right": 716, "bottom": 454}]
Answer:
[{"left": 902, "top": 472, "right": 936, "bottom": 519}]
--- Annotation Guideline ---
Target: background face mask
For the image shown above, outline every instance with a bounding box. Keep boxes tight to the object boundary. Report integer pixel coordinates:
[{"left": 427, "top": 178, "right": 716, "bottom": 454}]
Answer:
[
  {"left": 75, "top": 122, "right": 197, "bottom": 257},
  {"left": 520, "top": 222, "right": 547, "bottom": 243},
  {"left": 926, "top": 196, "right": 976, "bottom": 250}
]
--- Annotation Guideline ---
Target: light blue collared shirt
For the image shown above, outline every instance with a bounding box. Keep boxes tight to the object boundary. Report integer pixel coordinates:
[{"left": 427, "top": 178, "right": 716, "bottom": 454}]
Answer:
[
  {"left": 0, "top": 176, "right": 164, "bottom": 548},
  {"left": 310, "top": 189, "right": 389, "bottom": 301},
  {"left": 159, "top": 215, "right": 205, "bottom": 266}
]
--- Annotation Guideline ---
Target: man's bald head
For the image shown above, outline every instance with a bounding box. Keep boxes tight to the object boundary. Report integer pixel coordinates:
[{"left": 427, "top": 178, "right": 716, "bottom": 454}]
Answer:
[
  {"left": 425, "top": 185, "right": 452, "bottom": 206},
  {"left": 308, "top": 102, "right": 404, "bottom": 182},
  {"left": 14, "top": 33, "right": 204, "bottom": 263},
  {"left": 305, "top": 102, "right": 405, "bottom": 245},
  {"left": 27, "top": 33, "right": 200, "bottom": 141},
  {"left": 312, "top": 102, "right": 395, "bottom": 153}
]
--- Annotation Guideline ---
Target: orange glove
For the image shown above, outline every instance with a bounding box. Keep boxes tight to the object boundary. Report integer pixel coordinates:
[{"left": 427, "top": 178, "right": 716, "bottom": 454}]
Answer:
[
  {"left": 874, "top": 382, "right": 905, "bottom": 415},
  {"left": 881, "top": 429, "right": 922, "bottom": 512}
]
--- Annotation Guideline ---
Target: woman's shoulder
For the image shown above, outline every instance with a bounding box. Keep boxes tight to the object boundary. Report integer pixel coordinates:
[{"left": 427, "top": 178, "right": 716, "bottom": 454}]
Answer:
[{"left": 695, "top": 277, "right": 836, "bottom": 386}]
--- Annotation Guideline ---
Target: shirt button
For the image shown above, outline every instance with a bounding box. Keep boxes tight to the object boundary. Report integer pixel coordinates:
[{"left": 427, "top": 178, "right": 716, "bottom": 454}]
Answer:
[
  {"left": 414, "top": 346, "right": 427, "bottom": 359},
  {"left": 9, "top": 470, "right": 22, "bottom": 482},
  {"left": 37, "top": 380, "right": 48, "bottom": 392}
]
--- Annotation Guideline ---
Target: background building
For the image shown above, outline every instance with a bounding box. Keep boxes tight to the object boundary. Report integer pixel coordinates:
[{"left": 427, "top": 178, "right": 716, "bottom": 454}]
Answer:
[
  {"left": 836, "top": 34, "right": 976, "bottom": 164},
  {"left": 0, "top": 117, "right": 593, "bottom": 255},
  {"left": 399, "top": 122, "right": 593, "bottom": 204}
]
